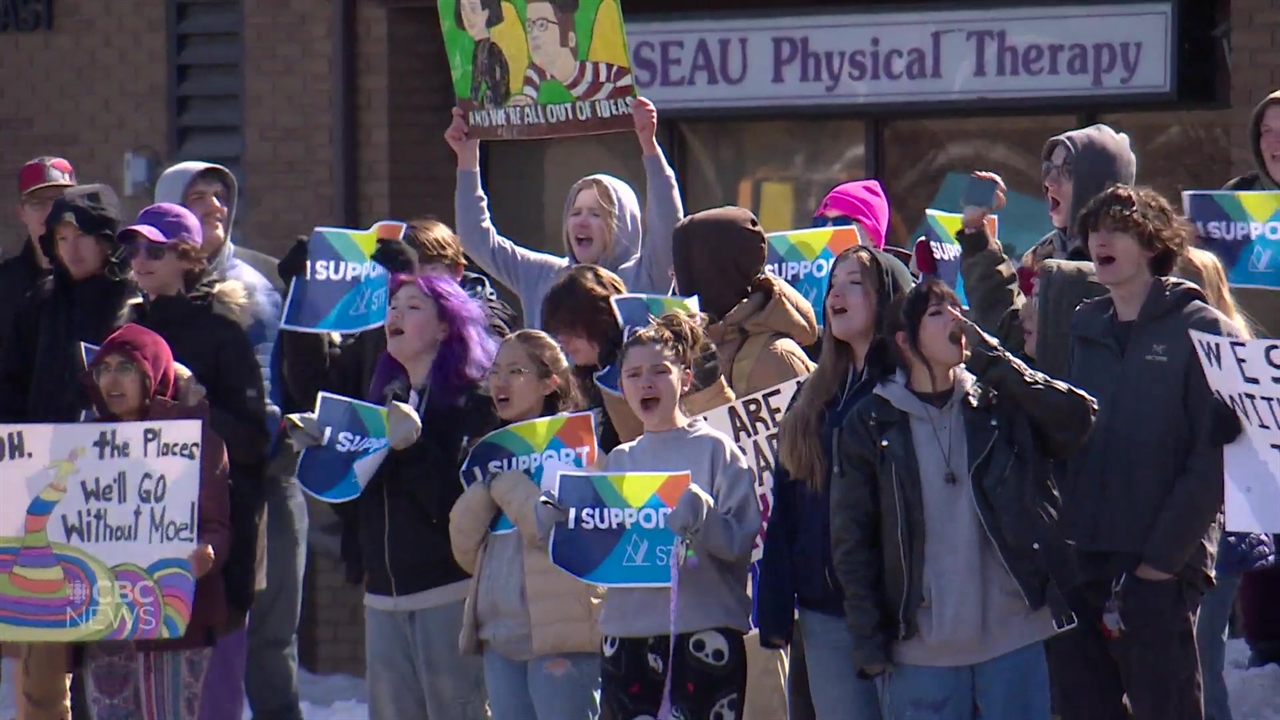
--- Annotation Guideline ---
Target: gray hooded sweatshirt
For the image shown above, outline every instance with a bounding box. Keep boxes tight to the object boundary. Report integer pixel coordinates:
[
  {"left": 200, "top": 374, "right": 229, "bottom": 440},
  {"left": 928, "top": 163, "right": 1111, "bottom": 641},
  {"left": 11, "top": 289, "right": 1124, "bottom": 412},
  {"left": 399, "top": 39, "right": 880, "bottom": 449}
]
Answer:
[
  {"left": 455, "top": 151, "right": 682, "bottom": 329},
  {"left": 876, "top": 370, "right": 1054, "bottom": 668}
]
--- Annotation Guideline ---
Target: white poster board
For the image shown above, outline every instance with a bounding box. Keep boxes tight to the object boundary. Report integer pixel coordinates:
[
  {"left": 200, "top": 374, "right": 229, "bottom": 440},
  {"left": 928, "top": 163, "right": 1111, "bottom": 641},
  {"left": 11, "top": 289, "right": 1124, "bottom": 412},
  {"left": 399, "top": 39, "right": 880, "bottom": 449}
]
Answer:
[{"left": 1189, "top": 330, "right": 1280, "bottom": 532}]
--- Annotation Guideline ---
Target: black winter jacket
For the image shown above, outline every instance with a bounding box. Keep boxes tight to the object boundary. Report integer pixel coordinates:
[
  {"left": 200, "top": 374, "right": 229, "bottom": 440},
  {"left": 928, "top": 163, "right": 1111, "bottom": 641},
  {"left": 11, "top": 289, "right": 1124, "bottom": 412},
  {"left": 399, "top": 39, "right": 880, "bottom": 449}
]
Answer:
[
  {"left": 830, "top": 342, "right": 1096, "bottom": 673},
  {"left": 0, "top": 241, "right": 49, "bottom": 355},
  {"left": 0, "top": 253, "right": 136, "bottom": 423},
  {"left": 1064, "top": 278, "right": 1238, "bottom": 581},
  {"left": 120, "top": 278, "right": 270, "bottom": 617},
  {"left": 356, "top": 380, "right": 500, "bottom": 597}
]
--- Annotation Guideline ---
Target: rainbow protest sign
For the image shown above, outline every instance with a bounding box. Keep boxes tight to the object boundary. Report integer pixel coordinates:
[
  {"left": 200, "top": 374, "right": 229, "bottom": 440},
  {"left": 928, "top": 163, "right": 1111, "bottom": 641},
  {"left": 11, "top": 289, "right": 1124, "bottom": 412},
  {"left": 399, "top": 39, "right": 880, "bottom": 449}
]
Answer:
[
  {"left": 280, "top": 221, "right": 407, "bottom": 334},
  {"left": 1183, "top": 191, "right": 1280, "bottom": 289},
  {"left": 0, "top": 420, "right": 201, "bottom": 642},
  {"left": 764, "top": 226, "right": 862, "bottom": 326},
  {"left": 549, "top": 471, "right": 691, "bottom": 587},
  {"left": 460, "top": 412, "right": 598, "bottom": 534},
  {"left": 295, "top": 393, "right": 390, "bottom": 504},
  {"left": 914, "top": 210, "right": 1000, "bottom": 305},
  {"left": 594, "top": 294, "right": 700, "bottom": 396}
]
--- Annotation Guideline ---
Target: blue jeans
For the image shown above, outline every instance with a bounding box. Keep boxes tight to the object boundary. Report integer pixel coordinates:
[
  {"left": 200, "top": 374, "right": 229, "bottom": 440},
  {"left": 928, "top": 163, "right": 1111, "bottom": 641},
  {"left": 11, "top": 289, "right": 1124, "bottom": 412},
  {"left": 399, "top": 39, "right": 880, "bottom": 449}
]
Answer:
[
  {"left": 482, "top": 649, "right": 600, "bottom": 720},
  {"left": 797, "top": 608, "right": 882, "bottom": 719},
  {"left": 1198, "top": 570, "right": 1243, "bottom": 720},
  {"left": 246, "top": 476, "right": 309, "bottom": 720},
  {"left": 365, "top": 601, "right": 487, "bottom": 720},
  {"left": 879, "top": 642, "right": 1050, "bottom": 720}
]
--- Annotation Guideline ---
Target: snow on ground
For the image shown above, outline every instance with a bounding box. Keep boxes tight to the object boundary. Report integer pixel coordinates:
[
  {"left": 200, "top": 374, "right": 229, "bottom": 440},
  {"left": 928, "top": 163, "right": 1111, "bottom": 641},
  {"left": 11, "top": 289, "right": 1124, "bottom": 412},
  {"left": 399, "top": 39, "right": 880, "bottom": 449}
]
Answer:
[{"left": 0, "top": 640, "right": 1277, "bottom": 719}]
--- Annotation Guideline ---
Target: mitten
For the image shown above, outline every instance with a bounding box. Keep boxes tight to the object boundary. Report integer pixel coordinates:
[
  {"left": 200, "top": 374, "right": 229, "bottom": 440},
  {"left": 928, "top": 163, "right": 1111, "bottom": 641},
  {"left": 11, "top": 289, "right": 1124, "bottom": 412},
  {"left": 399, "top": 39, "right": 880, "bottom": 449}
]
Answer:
[
  {"left": 667, "top": 484, "right": 714, "bottom": 537},
  {"left": 284, "top": 412, "right": 324, "bottom": 453},
  {"left": 386, "top": 400, "right": 422, "bottom": 450},
  {"left": 371, "top": 239, "right": 418, "bottom": 275},
  {"left": 277, "top": 236, "right": 310, "bottom": 286},
  {"left": 1209, "top": 397, "right": 1243, "bottom": 447}
]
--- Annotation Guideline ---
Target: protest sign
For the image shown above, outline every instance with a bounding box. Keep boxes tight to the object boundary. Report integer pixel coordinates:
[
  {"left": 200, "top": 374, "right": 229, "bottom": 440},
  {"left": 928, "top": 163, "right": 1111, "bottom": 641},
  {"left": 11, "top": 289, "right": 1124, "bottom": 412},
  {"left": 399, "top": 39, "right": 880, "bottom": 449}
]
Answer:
[
  {"left": 913, "top": 210, "right": 1000, "bottom": 305},
  {"left": 439, "top": 0, "right": 636, "bottom": 140},
  {"left": 764, "top": 226, "right": 862, "bottom": 327},
  {"left": 549, "top": 471, "right": 690, "bottom": 587},
  {"left": 594, "top": 293, "right": 700, "bottom": 396},
  {"left": 280, "top": 221, "right": 406, "bottom": 334},
  {"left": 0, "top": 420, "right": 201, "bottom": 642},
  {"left": 701, "top": 375, "right": 806, "bottom": 628},
  {"left": 295, "top": 392, "right": 390, "bottom": 504},
  {"left": 1183, "top": 191, "right": 1280, "bottom": 289},
  {"left": 1189, "top": 330, "right": 1280, "bottom": 532},
  {"left": 460, "top": 411, "right": 598, "bottom": 534}
]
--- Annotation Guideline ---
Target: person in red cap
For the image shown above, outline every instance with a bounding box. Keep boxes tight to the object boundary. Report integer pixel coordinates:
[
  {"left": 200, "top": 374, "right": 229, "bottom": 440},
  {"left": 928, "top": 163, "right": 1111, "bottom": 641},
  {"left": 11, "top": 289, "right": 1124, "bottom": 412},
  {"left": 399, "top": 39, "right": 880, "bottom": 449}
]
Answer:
[{"left": 0, "top": 157, "right": 77, "bottom": 356}]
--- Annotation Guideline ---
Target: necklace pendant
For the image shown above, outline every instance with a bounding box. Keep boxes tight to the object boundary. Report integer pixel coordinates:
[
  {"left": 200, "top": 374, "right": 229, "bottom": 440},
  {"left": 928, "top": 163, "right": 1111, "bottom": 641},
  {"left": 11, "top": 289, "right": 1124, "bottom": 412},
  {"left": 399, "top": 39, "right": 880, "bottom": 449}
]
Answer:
[{"left": 945, "top": 469, "right": 957, "bottom": 485}]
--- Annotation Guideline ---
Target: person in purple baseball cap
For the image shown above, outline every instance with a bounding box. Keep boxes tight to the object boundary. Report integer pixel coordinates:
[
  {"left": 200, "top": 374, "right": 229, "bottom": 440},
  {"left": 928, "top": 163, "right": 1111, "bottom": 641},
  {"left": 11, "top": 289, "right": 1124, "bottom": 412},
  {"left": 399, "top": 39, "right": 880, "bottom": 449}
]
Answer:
[
  {"left": 90, "top": 205, "right": 270, "bottom": 720},
  {"left": 118, "top": 202, "right": 205, "bottom": 298}
]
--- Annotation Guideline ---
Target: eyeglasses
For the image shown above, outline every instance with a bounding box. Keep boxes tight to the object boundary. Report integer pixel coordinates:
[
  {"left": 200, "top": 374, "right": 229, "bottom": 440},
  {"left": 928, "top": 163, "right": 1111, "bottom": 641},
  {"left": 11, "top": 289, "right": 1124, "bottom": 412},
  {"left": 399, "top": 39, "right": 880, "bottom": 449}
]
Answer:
[
  {"left": 92, "top": 361, "right": 139, "bottom": 382},
  {"left": 1042, "top": 159, "right": 1073, "bottom": 182},
  {"left": 526, "top": 17, "right": 557, "bottom": 33},
  {"left": 125, "top": 243, "right": 172, "bottom": 262},
  {"left": 486, "top": 367, "right": 536, "bottom": 382},
  {"left": 812, "top": 215, "right": 856, "bottom": 228}
]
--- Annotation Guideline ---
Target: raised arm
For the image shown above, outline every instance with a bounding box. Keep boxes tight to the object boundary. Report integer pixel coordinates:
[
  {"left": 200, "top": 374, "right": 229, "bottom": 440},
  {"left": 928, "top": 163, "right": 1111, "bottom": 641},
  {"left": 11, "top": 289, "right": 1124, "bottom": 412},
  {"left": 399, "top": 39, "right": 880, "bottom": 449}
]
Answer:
[
  {"left": 618, "top": 97, "right": 681, "bottom": 293},
  {"left": 446, "top": 107, "right": 567, "bottom": 301}
]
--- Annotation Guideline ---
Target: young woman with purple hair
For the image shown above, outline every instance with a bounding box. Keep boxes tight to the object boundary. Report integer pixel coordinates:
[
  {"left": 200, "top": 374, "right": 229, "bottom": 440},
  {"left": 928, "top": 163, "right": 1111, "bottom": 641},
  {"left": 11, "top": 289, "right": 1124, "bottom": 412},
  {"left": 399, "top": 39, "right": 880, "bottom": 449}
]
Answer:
[{"left": 284, "top": 273, "right": 500, "bottom": 720}]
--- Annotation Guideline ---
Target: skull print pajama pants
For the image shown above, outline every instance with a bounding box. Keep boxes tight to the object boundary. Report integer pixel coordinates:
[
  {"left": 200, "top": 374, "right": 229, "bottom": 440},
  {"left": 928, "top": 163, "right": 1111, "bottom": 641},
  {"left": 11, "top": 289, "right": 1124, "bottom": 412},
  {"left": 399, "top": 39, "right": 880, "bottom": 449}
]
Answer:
[{"left": 600, "top": 628, "right": 747, "bottom": 720}]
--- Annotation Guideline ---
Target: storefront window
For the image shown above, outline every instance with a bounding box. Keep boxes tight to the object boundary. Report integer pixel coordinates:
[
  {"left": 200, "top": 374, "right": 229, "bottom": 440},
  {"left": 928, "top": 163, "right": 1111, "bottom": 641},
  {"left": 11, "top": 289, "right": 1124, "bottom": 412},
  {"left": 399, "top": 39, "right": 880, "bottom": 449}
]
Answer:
[
  {"left": 677, "top": 120, "right": 867, "bottom": 233},
  {"left": 1099, "top": 111, "right": 1234, "bottom": 202},
  {"left": 484, "top": 132, "right": 651, "bottom": 311},
  {"left": 882, "top": 115, "right": 1076, "bottom": 256}
]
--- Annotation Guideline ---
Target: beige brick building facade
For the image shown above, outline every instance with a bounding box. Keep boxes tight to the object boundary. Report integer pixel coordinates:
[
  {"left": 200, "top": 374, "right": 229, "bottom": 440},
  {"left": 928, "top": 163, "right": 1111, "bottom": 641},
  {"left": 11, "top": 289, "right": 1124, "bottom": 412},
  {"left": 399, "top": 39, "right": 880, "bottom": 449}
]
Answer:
[{"left": 0, "top": 0, "right": 1271, "bottom": 676}]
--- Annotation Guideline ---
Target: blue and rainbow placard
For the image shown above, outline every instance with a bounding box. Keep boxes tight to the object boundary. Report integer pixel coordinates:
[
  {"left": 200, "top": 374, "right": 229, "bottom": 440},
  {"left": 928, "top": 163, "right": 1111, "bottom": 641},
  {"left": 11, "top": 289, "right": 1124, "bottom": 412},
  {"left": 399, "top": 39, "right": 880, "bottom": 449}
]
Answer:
[
  {"left": 1183, "top": 191, "right": 1280, "bottom": 289},
  {"left": 460, "top": 412, "right": 598, "bottom": 534},
  {"left": 549, "top": 471, "right": 692, "bottom": 587},
  {"left": 763, "top": 226, "right": 862, "bottom": 326},
  {"left": 281, "top": 221, "right": 406, "bottom": 334},
  {"left": 594, "top": 294, "right": 700, "bottom": 396},
  {"left": 295, "top": 392, "right": 390, "bottom": 503},
  {"left": 913, "top": 210, "right": 1000, "bottom": 306}
]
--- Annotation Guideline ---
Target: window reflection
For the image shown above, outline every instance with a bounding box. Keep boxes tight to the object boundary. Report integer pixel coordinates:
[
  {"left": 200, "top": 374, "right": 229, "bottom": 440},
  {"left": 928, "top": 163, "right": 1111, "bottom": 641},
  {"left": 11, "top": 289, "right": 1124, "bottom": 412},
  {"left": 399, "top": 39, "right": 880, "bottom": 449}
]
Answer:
[
  {"left": 677, "top": 120, "right": 867, "bottom": 233},
  {"left": 883, "top": 115, "right": 1075, "bottom": 256},
  {"left": 1099, "top": 112, "right": 1234, "bottom": 199}
]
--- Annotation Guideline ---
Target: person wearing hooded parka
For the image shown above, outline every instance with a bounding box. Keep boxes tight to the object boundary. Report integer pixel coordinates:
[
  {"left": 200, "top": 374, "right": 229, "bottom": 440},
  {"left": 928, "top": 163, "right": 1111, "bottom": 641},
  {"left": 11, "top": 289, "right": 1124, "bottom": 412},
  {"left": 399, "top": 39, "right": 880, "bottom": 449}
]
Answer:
[
  {"left": 114, "top": 203, "right": 270, "bottom": 717},
  {"left": 444, "top": 97, "right": 682, "bottom": 328},
  {"left": 0, "top": 192, "right": 140, "bottom": 720},
  {"left": 670, "top": 205, "right": 819, "bottom": 720},
  {"left": 81, "top": 323, "right": 233, "bottom": 720}
]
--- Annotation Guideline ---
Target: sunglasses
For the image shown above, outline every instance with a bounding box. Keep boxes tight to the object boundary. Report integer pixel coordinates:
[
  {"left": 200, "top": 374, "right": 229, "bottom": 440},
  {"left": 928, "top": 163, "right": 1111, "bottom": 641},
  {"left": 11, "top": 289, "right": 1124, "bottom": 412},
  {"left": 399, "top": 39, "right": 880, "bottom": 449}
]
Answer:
[
  {"left": 125, "top": 242, "right": 173, "bottom": 262},
  {"left": 812, "top": 215, "right": 856, "bottom": 228}
]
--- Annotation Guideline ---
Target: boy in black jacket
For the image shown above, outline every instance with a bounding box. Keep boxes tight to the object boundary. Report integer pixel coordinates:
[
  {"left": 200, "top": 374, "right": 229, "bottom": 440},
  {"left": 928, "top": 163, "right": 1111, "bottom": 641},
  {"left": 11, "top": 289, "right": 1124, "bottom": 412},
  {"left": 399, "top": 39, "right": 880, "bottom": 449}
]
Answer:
[{"left": 1051, "top": 184, "right": 1238, "bottom": 720}]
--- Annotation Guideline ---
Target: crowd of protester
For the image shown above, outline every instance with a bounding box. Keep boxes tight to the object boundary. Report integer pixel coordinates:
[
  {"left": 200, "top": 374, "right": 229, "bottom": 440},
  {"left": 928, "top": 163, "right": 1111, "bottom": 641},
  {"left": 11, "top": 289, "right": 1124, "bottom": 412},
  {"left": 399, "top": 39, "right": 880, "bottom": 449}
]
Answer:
[{"left": 0, "top": 91, "right": 1275, "bottom": 720}]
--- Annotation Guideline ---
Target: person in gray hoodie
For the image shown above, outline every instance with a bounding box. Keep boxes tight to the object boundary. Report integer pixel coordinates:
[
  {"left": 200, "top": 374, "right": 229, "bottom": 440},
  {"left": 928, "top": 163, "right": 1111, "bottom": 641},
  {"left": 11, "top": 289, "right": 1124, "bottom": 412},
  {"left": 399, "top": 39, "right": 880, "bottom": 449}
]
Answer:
[
  {"left": 830, "top": 278, "right": 1095, "bottom": 720},
  {"left": 957, "top": 125, "right": 1137, "bottom": 356},
  {"left": 152, "top": 161, "right": 300, "bottom": 720},
  {"left": 540, "top": 311, "right": 761, "bottom": 720},
  {"left": 1054, "top": 185, "right": 1240, "bottom": 720},
  {"left": 444, "top": 97, "right": 681, "bottom": 328}
]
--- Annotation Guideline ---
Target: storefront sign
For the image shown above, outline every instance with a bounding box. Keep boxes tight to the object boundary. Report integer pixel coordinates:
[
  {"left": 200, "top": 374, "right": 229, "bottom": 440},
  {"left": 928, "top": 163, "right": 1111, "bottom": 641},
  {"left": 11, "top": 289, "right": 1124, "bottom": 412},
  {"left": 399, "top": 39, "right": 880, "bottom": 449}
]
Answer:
[
  {"left": 1, "top": 0, "right": 52, "bottom": 33},
  {"left": 626, "top": 3, "right": 1172, "bottom": 110}
]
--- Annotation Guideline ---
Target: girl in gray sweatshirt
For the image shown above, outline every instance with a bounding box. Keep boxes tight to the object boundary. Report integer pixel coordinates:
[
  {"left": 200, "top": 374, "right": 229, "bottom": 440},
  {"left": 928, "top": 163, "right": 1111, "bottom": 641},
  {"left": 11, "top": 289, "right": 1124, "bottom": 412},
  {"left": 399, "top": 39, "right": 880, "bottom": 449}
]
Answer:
[
  {"left": 590, "top": 312, "right": 761, "bottom": 720},
  {"left": 444, "top": 99, "right": 682, "bottom": 329}
]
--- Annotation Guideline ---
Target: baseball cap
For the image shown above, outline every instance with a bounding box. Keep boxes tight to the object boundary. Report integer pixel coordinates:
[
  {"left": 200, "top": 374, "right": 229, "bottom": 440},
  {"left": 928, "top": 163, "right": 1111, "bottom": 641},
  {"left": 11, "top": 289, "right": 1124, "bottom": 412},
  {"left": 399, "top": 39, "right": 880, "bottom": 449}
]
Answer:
[
  {"left": 19, "top": 157, "right": 76, "bottom": 197},
  {"left": 118, "top": 203, "right": 203, "bottom": 247},
  {"left": 45, "top": 195, "right": 121, "bottom": 240}
]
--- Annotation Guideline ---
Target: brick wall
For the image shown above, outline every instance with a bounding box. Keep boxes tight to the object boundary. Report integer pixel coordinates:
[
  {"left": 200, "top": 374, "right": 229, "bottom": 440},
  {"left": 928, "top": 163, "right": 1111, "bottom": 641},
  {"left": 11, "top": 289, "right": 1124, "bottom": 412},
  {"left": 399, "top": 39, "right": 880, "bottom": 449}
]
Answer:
[
  {"left": 0, "top": 0, "right": 168, "bottom": 257},
  {"left": 242, "top": 0, "right": 336, "bottom": 258},
  {"left": 1231, "top": 0, "right": 1280, "bottom": 176}
]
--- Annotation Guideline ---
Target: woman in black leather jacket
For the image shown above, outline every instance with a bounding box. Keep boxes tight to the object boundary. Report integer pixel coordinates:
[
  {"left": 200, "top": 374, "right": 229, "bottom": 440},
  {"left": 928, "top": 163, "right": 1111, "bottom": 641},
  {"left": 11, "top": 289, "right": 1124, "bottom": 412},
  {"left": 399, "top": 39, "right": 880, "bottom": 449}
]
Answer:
[{"left": 829, "top": 278, "right": 1096, "bottom": 720}]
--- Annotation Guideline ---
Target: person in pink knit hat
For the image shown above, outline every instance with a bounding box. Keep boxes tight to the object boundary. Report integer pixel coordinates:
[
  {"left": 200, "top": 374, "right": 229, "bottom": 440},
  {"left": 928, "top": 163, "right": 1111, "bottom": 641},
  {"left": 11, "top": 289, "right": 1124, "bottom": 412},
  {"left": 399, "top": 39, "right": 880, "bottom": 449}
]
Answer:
[{"left": 812, "top": 180, "right": 890, "bottom": 248}]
